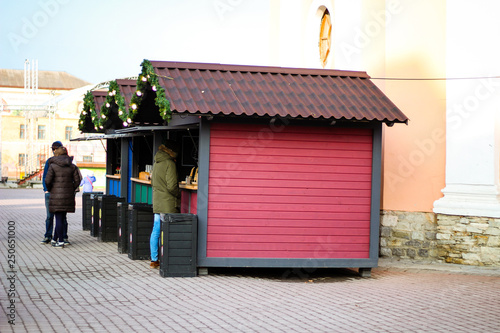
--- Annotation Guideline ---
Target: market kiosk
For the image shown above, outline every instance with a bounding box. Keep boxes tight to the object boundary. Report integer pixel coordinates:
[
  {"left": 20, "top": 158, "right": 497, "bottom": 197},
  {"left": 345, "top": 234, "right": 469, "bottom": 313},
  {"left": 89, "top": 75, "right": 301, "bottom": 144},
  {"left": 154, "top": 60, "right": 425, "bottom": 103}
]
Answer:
[{"left": 78, "top": 60, "right": 408, "bottom": 277}]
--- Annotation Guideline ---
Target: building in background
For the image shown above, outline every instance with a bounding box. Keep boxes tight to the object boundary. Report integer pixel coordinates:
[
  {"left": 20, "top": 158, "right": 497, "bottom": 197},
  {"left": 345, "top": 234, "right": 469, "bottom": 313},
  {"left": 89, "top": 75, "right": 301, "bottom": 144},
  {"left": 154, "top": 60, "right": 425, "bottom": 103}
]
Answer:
[
  {"left": 0, "top": 67, "right": 106, "bottom": 185},
  {"left": 267, "top": 0, "right": 499, "bottom": 266}
]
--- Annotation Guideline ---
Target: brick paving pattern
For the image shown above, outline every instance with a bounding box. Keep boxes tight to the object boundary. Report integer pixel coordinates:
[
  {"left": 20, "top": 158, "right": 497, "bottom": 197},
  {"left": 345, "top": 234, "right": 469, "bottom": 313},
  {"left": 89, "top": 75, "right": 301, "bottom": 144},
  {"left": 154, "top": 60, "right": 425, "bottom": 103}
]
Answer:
[{"left": 1, "top": 188, "right": 500, "bottom": 332}]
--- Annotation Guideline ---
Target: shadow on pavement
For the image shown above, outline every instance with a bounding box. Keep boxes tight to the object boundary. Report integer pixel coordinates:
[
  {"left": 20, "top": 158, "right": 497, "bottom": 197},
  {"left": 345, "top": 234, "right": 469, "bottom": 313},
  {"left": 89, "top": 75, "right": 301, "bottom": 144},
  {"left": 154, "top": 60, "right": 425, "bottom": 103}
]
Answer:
[{"left": 207, "top": 267, "right": 364, "bottom": 283}]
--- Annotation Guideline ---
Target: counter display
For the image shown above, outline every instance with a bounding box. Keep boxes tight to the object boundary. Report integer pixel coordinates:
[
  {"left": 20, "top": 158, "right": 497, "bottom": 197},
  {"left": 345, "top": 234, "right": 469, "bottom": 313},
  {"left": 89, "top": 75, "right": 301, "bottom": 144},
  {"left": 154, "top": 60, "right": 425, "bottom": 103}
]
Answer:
[
  {"left": 106, "top": 174, "right": 121, "bottom": 197},
  {"left": 180, "top": 182, "right": 197, "bottom": 214},
  {"left": 131, "top": 177, "right": 152, "bottom": 204}
]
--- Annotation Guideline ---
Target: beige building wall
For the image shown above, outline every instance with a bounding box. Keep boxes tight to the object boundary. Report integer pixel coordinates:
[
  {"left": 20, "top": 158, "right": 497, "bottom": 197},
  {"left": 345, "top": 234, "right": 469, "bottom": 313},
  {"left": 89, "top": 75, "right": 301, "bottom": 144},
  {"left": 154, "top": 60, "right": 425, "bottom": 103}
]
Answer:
[
  {"left": 381, "top": 1, "right": 446, "bottom": 212},
  {"left": 269, "top": 0, "right": 446, "bottom": 213},
  {"left": 1, "top": 114, "right": 80, "bottom": 179},
  {"left": 0, "top": 85, "right": 105, "bottom": 181}
]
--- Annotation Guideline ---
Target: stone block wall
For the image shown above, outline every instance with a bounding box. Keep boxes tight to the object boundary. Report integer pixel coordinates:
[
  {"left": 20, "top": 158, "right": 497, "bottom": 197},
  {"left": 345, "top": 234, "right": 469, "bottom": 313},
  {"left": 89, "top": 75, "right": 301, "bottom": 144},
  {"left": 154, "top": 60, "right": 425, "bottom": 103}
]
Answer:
[
  {"left": 436, "top": 215, "right": 500, "bottom": 266},
  {"left": 380, "top": 211, "right": 500, "bottom": 266},
  {"left": 379, "top": 211, "right": 438, "bottom": 260}
]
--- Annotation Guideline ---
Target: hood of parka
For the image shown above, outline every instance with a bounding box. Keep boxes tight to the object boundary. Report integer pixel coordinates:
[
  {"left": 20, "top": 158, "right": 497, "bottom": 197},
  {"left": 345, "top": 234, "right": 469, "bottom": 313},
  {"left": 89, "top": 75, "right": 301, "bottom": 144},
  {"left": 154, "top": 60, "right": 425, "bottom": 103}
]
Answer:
[
  {"left": 155, "top": 148, "right": 176, "bottom": 163},
  {"left": 49, "top": 155, "right": 74, "bottom": 167}
]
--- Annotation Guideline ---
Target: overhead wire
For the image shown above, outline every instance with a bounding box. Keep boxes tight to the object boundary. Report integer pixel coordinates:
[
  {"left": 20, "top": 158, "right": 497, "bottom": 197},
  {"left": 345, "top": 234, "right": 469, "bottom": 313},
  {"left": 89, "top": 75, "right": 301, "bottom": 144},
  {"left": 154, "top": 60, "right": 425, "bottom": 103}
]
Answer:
[{"left": 370, "top": 75, "right": 500, "bottom": 81}]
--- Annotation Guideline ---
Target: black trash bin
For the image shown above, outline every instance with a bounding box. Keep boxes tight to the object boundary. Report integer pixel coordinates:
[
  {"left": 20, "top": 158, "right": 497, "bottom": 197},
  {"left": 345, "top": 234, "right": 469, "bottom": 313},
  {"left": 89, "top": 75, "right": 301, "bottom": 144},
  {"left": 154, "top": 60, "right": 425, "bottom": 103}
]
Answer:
[
  {"left": 128, "top": 203, "right": 154, "bottom": 260},
  {"left": 90, "top": 193, "right": 104, "bottom": 237},
  {"left": 97, "top": 195, "right": 125, "bottom": 242},
  {"left": 82, "top": 192, "right": 103, "bottom": 231},
  {"left": 160, "top": 213, "right": 198, "bottom": 277},
  {"left": 117, "top": 201, "right": 129, "bottom": 254}
]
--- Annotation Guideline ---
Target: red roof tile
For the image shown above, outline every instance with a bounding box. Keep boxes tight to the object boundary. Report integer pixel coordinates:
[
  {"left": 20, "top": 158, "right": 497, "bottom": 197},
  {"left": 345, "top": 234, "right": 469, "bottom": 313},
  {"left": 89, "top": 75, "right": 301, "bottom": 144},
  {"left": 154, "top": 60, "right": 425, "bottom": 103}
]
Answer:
[
  {"left": 116, "top": 79, "right": 137, "bottom": 110},
  {"left": 92, "top": 90, "right": 107, "bottom": 115},
  {"left": 150, "top": 61, "right": 408, "bottom": 124}
]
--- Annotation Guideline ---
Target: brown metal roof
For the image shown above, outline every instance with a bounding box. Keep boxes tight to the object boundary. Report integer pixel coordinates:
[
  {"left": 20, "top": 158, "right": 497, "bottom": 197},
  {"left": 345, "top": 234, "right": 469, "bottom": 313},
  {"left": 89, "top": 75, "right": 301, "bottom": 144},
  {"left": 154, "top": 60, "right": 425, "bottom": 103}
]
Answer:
[
  {"left": 150, "top": 61, "right": 408, "bottom": 124},
  {"left": 92, "top": 90, "right": 107, "bottom": 115},
  {"left": 116, "top": 79, "right": 137, "bottom": 110},
  {"left": 0, "top": 69, "right": 91, "bottom": 90}
]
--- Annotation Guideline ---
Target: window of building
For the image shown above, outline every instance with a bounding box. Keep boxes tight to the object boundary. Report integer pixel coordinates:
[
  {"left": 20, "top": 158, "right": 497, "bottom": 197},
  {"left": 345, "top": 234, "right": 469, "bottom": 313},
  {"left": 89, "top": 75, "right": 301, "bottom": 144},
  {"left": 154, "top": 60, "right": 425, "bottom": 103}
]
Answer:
[
  {"left": 65, "top": 126, "right": 73, "bottom": 140},
  {"left": 19, "top": 154, "right": 26, "bottom": 167},
  {"left": 38, "top": 125, "right": 46, "bottom": 140},
  {"left": 37, "top": 154, "right": 47, "bottom": 168},
  {"left": 83, "top": 155, "right": 93, "bottom": 162},
  {"left": 319, "top": 9, "right": 332, "bottom": 68},
  {"left": 20, "top": 124, "right": 25, "bottom": 139}
]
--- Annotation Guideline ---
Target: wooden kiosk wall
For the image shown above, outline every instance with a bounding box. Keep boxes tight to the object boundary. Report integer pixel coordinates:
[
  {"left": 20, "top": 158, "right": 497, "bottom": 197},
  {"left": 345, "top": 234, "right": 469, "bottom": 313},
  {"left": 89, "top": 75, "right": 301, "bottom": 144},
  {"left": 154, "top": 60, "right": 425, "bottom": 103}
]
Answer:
[{"left": 196, "top": 119, "right": 382, "bottom": 269}]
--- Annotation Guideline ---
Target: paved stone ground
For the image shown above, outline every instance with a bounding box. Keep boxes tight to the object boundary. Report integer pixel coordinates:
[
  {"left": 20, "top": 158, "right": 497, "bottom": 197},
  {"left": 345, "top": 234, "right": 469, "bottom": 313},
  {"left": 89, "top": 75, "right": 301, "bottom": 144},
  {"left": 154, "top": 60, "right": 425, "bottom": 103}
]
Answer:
[{"left": 1, "top": 188, "right": 500, "bottom": 333}]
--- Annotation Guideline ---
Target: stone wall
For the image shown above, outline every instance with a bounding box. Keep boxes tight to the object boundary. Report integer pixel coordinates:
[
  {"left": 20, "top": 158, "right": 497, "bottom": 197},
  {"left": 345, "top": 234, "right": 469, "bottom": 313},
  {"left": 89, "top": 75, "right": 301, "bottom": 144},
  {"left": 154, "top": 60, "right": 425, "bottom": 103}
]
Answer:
[
  {"left": 436, "top": 215, "right": 500, "bottom": 266},
  {"left": 379, "top": 211, "right": 438, "bottom": 260},
  {"left": 380, "top": 211, "right": 500, "bottom": 266}
]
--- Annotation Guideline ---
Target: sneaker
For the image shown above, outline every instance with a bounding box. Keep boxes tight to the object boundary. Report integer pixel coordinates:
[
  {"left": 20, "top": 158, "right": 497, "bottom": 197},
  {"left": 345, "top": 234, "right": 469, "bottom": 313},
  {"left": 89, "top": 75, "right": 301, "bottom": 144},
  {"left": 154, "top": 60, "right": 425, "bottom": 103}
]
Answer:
[
  {"left": 52, "top": 242, "right": 64, "bottom": 248},
  {"left": 51, "top": 240, "right": 57, "bottom": 246},
  {"left": 150, "top": 261, "right": 160, "bottom": 269},
  {"left": 40, "top": 237, "right": 51, "bottom": 244},
  {"left": 63, "top": 239, "right": 71, "bottom": 246}
]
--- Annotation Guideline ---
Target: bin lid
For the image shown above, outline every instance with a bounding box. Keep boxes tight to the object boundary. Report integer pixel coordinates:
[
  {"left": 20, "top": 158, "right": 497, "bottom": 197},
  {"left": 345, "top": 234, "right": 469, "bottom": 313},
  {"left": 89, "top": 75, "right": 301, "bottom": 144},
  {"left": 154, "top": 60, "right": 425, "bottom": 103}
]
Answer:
[
  {"left": 98, "top": 195, "right": 117, "bottom": 201},
  {"left": 161, "top": 213, "right": 197, "bottom": 223},
  {"left": 128, "top": 203, "right": 153, "bottom": 211}
]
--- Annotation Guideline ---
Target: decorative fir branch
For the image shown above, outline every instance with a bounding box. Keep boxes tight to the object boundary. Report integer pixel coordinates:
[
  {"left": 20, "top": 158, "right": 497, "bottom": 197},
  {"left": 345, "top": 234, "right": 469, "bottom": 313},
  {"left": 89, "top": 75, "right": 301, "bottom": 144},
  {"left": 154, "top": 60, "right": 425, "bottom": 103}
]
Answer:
[
  {"left": 78, "top": 90, "right": 99, "bottom": 132},
  {"left": 98, "top": 80, "right": 130, "bottom": 129},
  {"left": 129, "top": 59, "right": 171, "bottom": 122}
]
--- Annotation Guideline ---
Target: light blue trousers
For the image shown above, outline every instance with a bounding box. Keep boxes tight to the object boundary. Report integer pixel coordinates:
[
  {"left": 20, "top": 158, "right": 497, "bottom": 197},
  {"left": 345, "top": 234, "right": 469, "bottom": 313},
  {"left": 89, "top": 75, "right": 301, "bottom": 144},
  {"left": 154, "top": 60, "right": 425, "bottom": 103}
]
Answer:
[{"left": 150, "top": 213, "right": 161, "bottom": 261}]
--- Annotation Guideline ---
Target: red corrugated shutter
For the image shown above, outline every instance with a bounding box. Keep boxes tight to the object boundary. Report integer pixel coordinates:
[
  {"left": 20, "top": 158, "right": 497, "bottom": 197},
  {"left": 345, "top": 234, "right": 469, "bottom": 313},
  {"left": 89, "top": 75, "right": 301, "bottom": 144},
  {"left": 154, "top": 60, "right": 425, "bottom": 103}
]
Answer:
[{"left": 207, "top": 123, "right": 372, "bottom": 259}]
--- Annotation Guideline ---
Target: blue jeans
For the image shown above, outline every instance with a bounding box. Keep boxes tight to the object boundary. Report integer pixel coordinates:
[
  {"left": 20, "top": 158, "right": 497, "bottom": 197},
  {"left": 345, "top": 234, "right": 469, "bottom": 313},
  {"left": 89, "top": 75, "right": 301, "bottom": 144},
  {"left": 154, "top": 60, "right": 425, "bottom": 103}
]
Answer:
[
  {"left": 54, "top": 212, "right": 67, "bottom": 243},
  {"left": 44, "top": 192, "right": 68, "bottom": 239},
  {"left": 150, "top": 213, "right": 161, "bottom": 261},
  {"left": 44, "top": 192, "right": 54, "bottom": 238}
]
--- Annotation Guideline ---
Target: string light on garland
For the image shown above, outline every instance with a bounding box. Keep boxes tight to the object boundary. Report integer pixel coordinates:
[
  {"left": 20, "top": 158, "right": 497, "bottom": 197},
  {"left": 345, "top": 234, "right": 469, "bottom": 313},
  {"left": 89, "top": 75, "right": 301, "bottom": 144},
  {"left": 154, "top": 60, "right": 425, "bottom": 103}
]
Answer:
[
  {"left": 96, "top": 80, "right": 128, "bottom": 129},
  {"left": 129, "top": 59, "right": 171, "bottom": 122},
  {"left": 79, "top": 90, "right": 100, "bottom": 132}
]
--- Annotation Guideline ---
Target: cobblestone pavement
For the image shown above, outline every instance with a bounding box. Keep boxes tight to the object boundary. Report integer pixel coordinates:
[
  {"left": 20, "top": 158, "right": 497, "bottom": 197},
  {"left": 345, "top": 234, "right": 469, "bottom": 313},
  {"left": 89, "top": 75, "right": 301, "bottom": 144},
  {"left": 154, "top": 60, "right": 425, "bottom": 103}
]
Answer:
[{"left": 1, "top": 188, "right": 500, "bottom": 333}]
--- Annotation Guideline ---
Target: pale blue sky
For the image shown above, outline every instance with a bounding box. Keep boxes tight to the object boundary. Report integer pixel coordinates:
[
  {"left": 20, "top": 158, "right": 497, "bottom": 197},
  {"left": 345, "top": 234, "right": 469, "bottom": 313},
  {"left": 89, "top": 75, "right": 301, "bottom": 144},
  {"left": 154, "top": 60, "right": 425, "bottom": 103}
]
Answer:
[{"left": 1, "top": 0, "right": 270, "bottom": 84}]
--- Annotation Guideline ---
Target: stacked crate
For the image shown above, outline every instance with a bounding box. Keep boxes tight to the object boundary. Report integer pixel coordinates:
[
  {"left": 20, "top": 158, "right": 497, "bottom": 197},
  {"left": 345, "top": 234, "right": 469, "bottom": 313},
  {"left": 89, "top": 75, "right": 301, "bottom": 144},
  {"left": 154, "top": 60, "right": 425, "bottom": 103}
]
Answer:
[
  {"left": 90, "top": 193, "right": 104, "bottom": 237},
  {"left": 117, "top": 201, "right": 129, "bottom": 254},
  {"left": 160, "top": 214, "right": 198, "bottom": 277},
  {"left": 98, "top": 195, "right": 125, "bottom": 242},
  {"left": 128, "top": 203, "right": 154, "bottom": 260},
  {"left": 82, "top": 192, "right": 103, "bottom": 231}
]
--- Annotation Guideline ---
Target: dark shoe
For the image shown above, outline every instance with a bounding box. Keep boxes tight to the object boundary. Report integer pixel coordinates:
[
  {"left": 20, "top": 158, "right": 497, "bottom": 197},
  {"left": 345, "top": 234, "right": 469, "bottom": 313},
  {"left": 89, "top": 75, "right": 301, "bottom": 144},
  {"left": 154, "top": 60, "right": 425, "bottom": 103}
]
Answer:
[
  {"left": 150, "top": 261, "right": 160, "bottom": 269},
  {"left": 41, "top": 237, "right": 51, "bottom": 244},
  {"left": 52, "top": 242, "right": 64, "bottom": 248},
  {"left": 63, "top": 239, "right": 70, "bottom": 246}
]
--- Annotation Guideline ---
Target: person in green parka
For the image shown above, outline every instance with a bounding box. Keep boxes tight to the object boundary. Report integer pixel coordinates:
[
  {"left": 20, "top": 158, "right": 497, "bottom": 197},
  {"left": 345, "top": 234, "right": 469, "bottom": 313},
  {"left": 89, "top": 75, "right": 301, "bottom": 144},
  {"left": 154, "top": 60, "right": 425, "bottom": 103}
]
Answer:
[{"left": 149, "top": 140, "right": 180, "bottom": 268}]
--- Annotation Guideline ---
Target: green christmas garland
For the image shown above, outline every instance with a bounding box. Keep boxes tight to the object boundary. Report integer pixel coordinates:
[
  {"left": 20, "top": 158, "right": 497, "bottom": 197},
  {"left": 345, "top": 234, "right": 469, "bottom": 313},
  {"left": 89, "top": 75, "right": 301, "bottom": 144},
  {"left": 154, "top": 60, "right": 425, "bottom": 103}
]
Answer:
[
  {"left": 129, "top": 59, "right": 171, "bottom": 122},
  {"left": 97, "top": 80, "right": 129, "bottom": 129},
  {"left": 78, "top": 90, "right": 99, "bottom": 132}
]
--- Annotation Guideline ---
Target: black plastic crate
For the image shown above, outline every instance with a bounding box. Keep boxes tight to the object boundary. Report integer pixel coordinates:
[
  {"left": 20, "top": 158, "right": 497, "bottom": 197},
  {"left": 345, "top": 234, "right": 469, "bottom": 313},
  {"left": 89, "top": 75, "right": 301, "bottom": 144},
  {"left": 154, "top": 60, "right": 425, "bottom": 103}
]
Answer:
[
  {"left": 117, "top": 201, "right": 129, "bottom": 254},
  {"left": 160, "top": 214, "right": 198, "bottom": 277},
  {"left": 90, "top": 193, "right": 104, "bottom": 237},
  {"left": 128, "top": 203, "right": 154, "bottom": 260},
  {"left": 97, "top": 195, "right": 125, "bottom": 242},
  {"left": 82, "top": 192, "right": 103, "bottom": 231}
]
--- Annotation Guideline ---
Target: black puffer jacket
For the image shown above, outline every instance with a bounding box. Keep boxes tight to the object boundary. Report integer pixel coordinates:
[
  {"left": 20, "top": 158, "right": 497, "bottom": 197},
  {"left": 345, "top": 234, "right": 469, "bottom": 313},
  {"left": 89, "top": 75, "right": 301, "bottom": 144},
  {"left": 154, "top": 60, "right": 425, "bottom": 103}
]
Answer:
[{"left": 45, "top": 154, "right": 82, "bottom": 213}]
